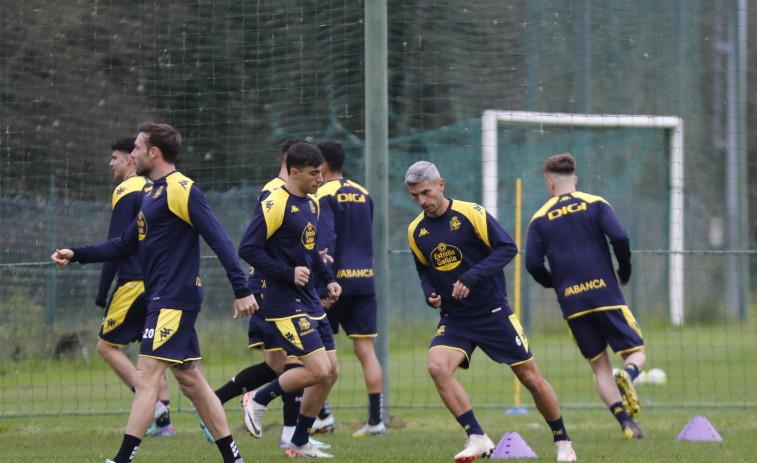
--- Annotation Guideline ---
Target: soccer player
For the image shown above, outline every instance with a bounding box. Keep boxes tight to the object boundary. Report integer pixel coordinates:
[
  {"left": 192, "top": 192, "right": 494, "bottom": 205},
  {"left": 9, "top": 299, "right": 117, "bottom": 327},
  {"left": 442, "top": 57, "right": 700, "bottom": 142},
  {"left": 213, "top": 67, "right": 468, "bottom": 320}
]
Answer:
[
  {"left": 238, "top": 141, "right": 342, "bottom": 459},
  {"left": 405, "top": 161, "right": 576, "bottom": 463},
  {"left": 96, "top": 137, "right": 172, "bottom": 437},
  {"left": 313, "top": 140, "right": 385, "bottom": 437},
  {"left": 525, "top": 153, "right": 647, "bottom": 440},
  {"left": 207, "top": 138, "right": 330, "bottom": 450},
  {"left": 51, "top": 121, "right": 256, "bottom": 463}
]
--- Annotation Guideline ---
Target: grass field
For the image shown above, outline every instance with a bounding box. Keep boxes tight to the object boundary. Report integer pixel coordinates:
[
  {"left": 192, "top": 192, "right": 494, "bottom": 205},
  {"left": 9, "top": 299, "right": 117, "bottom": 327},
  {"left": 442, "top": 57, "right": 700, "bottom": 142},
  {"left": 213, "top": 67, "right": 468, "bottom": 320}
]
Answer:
[{"left": 0, "top": 406, "right": 754, "bottom": 462}]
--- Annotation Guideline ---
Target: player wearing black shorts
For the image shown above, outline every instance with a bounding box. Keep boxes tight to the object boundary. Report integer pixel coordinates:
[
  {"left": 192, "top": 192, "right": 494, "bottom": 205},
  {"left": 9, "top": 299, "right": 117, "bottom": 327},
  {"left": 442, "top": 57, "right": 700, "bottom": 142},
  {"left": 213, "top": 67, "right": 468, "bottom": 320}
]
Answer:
[
  {"left": 526, "top": 153, "right": 647, "bottom": 440},
  {"left": 405, "top": 161, "right": 576, "bottom": 463}
]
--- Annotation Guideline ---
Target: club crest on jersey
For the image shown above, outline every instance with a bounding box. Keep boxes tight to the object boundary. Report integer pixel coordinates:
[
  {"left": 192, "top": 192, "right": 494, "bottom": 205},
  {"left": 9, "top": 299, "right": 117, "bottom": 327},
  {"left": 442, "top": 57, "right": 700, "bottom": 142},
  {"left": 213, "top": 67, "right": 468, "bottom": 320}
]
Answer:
[
  {"left": 298, "top": 317, "right": 311, "bottom": 331},
  {"left": 301, "top": 222, "right": 317, "bottom": 250},
  {"left": 430, "top": 242, "right": 462, "bottom": 271},
  {"left": 449, "top": 216, "right": 461, "bottom": 231},
  {"left": 137, "top": 211, "right": 147, "bottom": 241}
]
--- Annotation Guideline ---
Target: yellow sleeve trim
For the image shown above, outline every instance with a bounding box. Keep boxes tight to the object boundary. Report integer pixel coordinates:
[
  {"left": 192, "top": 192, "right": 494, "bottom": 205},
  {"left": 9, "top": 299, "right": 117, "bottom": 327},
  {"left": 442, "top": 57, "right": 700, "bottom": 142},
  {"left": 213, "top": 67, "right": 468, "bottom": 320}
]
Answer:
[
  {"left": 112, "top": 176, "right": 148, "bottom": 209},
  {"left": 166, "top": 172, "right": 194, "bottom": 226},
  {"left": 407, "top": 213, "right": 428, "bottom": 265},
  {"left": 346, "top": 179, "right": 370, "bottom": 195},
  {"left": 450, "top": 200, "right": 491, "bottom": 247},
  {"left": 529, "top": 197, "right": 559, "bottom": 224},
  {"left": 261, "top": 187, "right": 289, "bottom": 239},
  {"left": 314, "top": 179, "right": 342, "bottom": 199}
]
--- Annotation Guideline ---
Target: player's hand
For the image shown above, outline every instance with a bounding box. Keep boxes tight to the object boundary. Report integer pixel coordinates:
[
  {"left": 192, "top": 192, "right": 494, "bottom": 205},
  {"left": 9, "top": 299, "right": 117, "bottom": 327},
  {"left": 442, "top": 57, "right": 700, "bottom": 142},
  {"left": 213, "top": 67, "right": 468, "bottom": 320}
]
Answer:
[
  {"left": 451, "top": 280, "right": 470, "bottom": 299},
  {"left": 233, "top": 294, "right": 258, "bottom": 319},
  {"left": 293, "top": 266, "right": 311, "bottom": 286},
  {"left": 617, "top": 271, "right": 629, "bottom": 287},
  {"left": 321, "top": 298, "right": 334, "bottom": 310},
  {"left": 319, "top": 248, "right": 334, "bottom": 264},
  {"left": 326, "top": 282, "right": 341, "bottom": 301},
  {"left": 51, "top": 249, "right": 74, "bottom": 269},
  {"left": 427, "top": 292, "right": 442, "bottom": 308}
]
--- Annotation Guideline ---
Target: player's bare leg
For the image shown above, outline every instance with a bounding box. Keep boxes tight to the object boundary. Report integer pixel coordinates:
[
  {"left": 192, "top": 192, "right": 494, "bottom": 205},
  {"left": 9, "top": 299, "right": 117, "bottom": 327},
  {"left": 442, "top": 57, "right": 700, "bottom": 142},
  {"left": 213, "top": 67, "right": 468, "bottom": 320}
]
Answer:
[{"left": 97, "top": 340, "right": 138, "bottom": 388}]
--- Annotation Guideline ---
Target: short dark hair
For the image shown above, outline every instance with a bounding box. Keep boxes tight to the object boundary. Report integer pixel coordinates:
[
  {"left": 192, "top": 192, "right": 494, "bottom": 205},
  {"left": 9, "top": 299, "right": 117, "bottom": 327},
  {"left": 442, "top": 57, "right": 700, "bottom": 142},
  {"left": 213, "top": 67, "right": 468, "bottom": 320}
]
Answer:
[
  {"left": 111, "top": 137, "right": 135, "bottom": 153},
  {"left": 286, "top": 142, "right": 324, "bottom": 172},
  {"left": 317, "top": 140, "right": 345, "bottom": 173},
  {"left": 543, "top": 153, "right": 576, "bottom": 175},
  {"left": 281, "top": 138, "right": 308, "bottom": 162},
  {"left": 137, "top": 121, "right": 182, "bottom": 163}
]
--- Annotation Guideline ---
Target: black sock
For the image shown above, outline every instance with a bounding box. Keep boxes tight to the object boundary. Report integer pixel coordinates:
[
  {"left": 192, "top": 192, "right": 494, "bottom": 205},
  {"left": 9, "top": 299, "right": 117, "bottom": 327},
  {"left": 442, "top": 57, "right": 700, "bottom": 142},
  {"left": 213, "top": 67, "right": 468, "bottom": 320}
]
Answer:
[
  {"left": 281, "top": 363, "right": 305, "bottom": 427},
  {"left": 610, "top": 401, "right": 631, "bottom": 424},
  {"left": 214, "top": 362, "right": 278, "bottom": 404},
  {"left": 112, "top": 434, "right": 141, "bottom": 463},
  {"left": 318, "top": 399, "right": 331, "bottom": 420},
  {"left": 215, "top": 435, "right": 243, "bottom": 463},
  {"left": 546, "top": 416, "right": 570, "bottom": 442},
  {"left": 156, "top": 400, "right": 171, "bottom": 426},
  {"left": 368, "top": 392, "right": 383, "bottom": 425},
  {"left": 623, "top": 363, "right": 640, "bottom": 382}
]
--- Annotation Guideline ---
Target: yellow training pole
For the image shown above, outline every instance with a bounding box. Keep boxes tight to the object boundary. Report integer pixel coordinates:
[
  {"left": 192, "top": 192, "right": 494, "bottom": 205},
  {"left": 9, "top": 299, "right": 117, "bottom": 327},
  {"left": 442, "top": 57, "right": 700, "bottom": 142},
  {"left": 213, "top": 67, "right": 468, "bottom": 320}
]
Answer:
[{"left": 507, "top": 178, "right": 527, "bottom": 414}]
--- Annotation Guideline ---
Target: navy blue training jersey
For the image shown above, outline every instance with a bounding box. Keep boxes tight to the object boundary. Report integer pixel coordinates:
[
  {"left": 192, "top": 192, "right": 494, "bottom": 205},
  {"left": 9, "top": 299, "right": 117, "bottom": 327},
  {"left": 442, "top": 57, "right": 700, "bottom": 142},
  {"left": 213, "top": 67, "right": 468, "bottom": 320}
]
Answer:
[
  {"left": 407, "top": 199, "right": 518, "bottom": 318},
  {"left": 526, "top": 191, "right": 629, "bottom": 318},
  {"left": 74, "top": 171, "right": 251, "bottom": 311},
  {"left": 314, "top": 179, "right": 375, "bottom": 296},
  {"left": 96, "top": 176, "right": 150, "bottom": 306},
  {"left": 243, "top": 176, "right": 286, "bottom": 294},
  {"left": 238, "top": 185, "right": 335, "bottom": 318}
]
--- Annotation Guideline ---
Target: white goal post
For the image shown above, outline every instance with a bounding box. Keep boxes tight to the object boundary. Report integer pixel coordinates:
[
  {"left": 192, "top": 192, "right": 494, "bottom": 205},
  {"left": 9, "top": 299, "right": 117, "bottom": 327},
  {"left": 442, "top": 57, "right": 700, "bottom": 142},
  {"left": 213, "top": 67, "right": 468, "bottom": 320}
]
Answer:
[{"left": 481, "top": 110, "right": 685, "bottom": 326}]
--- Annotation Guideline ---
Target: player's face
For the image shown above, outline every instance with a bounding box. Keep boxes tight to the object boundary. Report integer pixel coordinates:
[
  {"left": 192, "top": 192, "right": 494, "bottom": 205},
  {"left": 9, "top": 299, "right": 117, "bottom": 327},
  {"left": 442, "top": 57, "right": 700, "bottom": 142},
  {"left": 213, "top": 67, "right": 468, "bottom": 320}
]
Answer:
[
  {"left": 292, "top": 163, "right": 324, "bottom": 195},
  {"left": 408, "top": 178, "right": 447, "bottom": 217},
  {"left": 132, "top": 132, "right": 153, "bottom": 177},
  {"left": 109, "top": 150, "right": 131, "bottom": 180}
]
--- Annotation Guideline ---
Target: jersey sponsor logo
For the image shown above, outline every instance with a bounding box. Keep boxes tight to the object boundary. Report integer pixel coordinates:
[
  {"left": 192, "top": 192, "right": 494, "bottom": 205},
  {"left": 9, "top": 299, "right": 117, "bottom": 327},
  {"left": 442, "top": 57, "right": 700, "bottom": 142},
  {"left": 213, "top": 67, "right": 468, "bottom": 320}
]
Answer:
[
  {"left": 137, "top": 211, "right": 147, "bottom": 241},
  {"left": 418, "top": 228, "right": 429, "bottom": 237},
  {"left": 548, "top": 202, "right": 587, "bottom": 220},
  {"left": 337, "top": 192, "right": 367, "bottom": 203},
  {"left": 291, "top": 205, "right": 300, "bottom": 213},
  {"left": 301, "top": 222, "right": 316, "bottom": 250},
  {"left": 449, "top": 216, "right": 461, "bottom": 231},
  {"left": 336, "top": 268, "right": 374, "bottom": 278},
  {"left": 564, "top": 278, "right": 607, "bottom": 297},
  {"left": 430, "top": 242, "right": 463, "bottom": 271}
]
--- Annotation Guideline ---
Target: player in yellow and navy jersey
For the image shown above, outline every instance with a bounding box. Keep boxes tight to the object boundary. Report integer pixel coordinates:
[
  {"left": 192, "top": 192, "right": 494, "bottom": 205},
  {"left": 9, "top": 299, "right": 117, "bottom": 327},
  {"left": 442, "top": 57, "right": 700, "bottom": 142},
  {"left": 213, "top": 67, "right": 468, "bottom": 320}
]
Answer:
[
  {"left": 314, "top": 140, "right": 384, "bottom": 437},
  {"left": 96, "top": 137, "right": 173, "bottom": 437},
  {"left": 238, "top": 141, "right": 342, "bottom": 459},
  {"left": 52, "top": 122, "right": 255, "bottom": 463},
  {"left": 526, "top": 152, "right": 647, "bottom": 440},
  {"left": 406, "top": 161, "right": 576, "bottom": 463}
]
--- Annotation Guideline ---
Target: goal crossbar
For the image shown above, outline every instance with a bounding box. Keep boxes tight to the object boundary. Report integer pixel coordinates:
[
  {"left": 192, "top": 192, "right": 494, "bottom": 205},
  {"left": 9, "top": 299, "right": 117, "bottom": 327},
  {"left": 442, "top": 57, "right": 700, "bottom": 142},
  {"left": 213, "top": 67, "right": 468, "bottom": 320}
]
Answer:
[{"left": 482, "top": 110, "right": 685, "bottom": 326}]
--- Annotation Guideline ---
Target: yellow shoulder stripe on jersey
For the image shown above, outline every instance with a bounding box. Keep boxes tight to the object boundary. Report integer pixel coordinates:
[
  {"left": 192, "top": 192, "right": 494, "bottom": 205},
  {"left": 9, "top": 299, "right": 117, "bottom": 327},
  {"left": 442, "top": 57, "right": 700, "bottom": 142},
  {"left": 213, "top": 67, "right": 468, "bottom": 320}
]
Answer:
[
  {"left": 529, "top": 197, "right": 560, "bottom": 224},
  {"left": 450, "top": 200, "right": 491, "bottom": 248},
  {"left": 407, "top": 212, "right": 428, "bottom": 265},
  {"left": 314, "top": 179, "right": 342, "bottom": 199},
  {"left": 262, "top": 177, "right": 286, "bottom": 194},
  {"left": 166, "top": 172, "right": 195, "bottom": 226},
  {"left": 262, "top": 187, "right": 289, "bottom": 239},
  {"left": 571, "top": 191, "right": 610, "bottom": 206},
  {"left": 112, "top": 176, "right": 149, "bottom": 209},
  {"left": 345, "top": 179, "right": 370, "bottom": 195}
]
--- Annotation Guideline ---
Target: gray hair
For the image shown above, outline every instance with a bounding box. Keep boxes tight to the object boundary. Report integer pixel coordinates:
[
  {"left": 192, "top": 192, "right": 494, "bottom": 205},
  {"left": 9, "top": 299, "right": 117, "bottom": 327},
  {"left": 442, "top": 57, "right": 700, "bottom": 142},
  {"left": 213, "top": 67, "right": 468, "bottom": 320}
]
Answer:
[{"left": 404, "top": 161, "right": 440, "bottom": 186}]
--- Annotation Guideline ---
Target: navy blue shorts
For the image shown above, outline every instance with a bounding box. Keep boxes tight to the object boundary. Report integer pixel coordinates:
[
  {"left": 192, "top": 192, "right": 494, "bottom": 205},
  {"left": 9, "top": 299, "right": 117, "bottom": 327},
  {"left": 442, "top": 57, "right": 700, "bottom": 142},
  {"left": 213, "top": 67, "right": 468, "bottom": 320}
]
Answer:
[
  {"left": 325, "top": 294, "right": 378, "bottom": 338},
  {"left": 429, "top": 309, "right": 533, "bottom": 369},
  {"left": 265, "top": 314, "right": 336, "bottom": 358},
  {"left": 99, "top": 280, "right": 147, "bottom": 347},
  {"left": 247, "top": 293, "right": 284, "bottom": 351},
  {"left": 566, "top": 305, "right": 644, "bottom": 361},
  {"left": 139, "top": 308, "right": 200, "bottom": 365}
]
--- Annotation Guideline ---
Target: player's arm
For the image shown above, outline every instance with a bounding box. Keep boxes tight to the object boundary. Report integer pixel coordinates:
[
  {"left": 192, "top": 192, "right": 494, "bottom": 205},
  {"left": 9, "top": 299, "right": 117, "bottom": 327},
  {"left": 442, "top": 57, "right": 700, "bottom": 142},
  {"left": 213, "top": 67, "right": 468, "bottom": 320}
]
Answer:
[
  {"left": 187, "top": 186, "right": 255, "bottom": 306},
  {"left": 63, "top": 219, "right": 140, "bottom": 265},
  {"left": 525, "top": 222, "right": 554, "bottom": 288},
  {"left": 96, "top": 191, "right": 141, "bottom": 307},
  {"left": 597, "top": 202, "right": 632, "bottom": 284},
  {"left": 238, "top": 202, "right": 296, "bottom": 283},
  {"left": 457, "top": 211, "right": 518, "bottom": 290}
]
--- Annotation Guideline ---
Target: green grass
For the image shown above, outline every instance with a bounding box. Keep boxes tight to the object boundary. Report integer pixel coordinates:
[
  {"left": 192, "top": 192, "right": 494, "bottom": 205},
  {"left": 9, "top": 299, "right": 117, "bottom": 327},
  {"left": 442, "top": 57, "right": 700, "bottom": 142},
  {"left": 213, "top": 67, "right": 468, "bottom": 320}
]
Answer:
[{"left": 0, "top": 407, "right": 754, "bottom": 462}]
